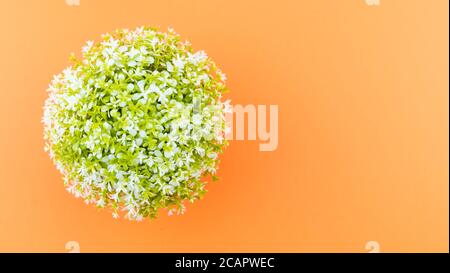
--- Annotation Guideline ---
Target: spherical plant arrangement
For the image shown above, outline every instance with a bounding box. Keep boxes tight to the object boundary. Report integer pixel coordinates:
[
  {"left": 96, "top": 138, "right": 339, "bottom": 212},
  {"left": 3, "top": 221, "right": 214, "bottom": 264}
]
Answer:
[{"left": 42, "top": 27, "right": 230, "bottom": 220}]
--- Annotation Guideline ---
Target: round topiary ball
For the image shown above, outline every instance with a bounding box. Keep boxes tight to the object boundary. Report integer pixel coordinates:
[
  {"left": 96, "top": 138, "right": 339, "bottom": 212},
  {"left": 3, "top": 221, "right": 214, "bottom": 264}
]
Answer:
[{"left": 42, "top": 26, "right": 229, "bottom": 220}]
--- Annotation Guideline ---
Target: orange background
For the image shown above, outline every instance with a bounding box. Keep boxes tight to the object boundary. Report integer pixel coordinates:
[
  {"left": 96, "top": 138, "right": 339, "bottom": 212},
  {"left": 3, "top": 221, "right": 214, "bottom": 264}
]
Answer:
[{"left": 0, "top": 0, "right": 448, "bottom": 252}]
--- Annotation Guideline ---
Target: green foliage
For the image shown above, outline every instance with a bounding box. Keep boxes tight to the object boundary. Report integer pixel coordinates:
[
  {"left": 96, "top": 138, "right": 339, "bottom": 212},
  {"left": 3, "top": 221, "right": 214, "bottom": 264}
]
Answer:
[{"left": 43, "top": 27, "right": 229, "bottom": 220}]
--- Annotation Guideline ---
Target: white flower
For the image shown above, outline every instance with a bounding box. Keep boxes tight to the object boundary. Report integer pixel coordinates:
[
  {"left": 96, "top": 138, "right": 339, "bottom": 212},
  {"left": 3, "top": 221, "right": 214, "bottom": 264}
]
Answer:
[
  {"left": 150, "top": 37, "right": 159, "bottom": 47},
  {"left": 126, "top": 47, "right": 140, "bottom": 59},
  {"left": 65, "top": 95, "right": 79, "bottom": 110},
  {"left": 108, "top": 164, "right": 118, "bottom": 173},
  {"left": 145, "top": 158, "right": 154, "bottom": 167},
  {"left": 114, "top": 182, "right": 127, "bottom": 194},
  {"left": 132, "top": 81, "right": 158, "bottom": 103},
  {"left": 155, "top": 86, "right": 173, "bottom": 105},
  {"left": 192, "top": 114, "right": 202, "bottom": 125},
  {"left": 166, "top": 62, "right": 174, "bottom": 72},
  {"left": 96, "top": 199, "right": 106, "bottom": 207},
  {"left": 82, "top": 40, "right": 94, "bottom": 54},
  {"left": 119, "top": 45, "right": 128, "bottom": 53},
  {"left": 136, "top": 151, "right": 146, "bottom": 164},
  {"left": 195, "top": 147, "right": 205, "bottom": 157},
  {"left": 173, "top": 56, "right": 185, "bottom": 70},
  {"left": 188, "top": 51, "right": 207, "bottom": 64},
  {"left": 217, "top": 70, "right": 227, "bottom": 82}
]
